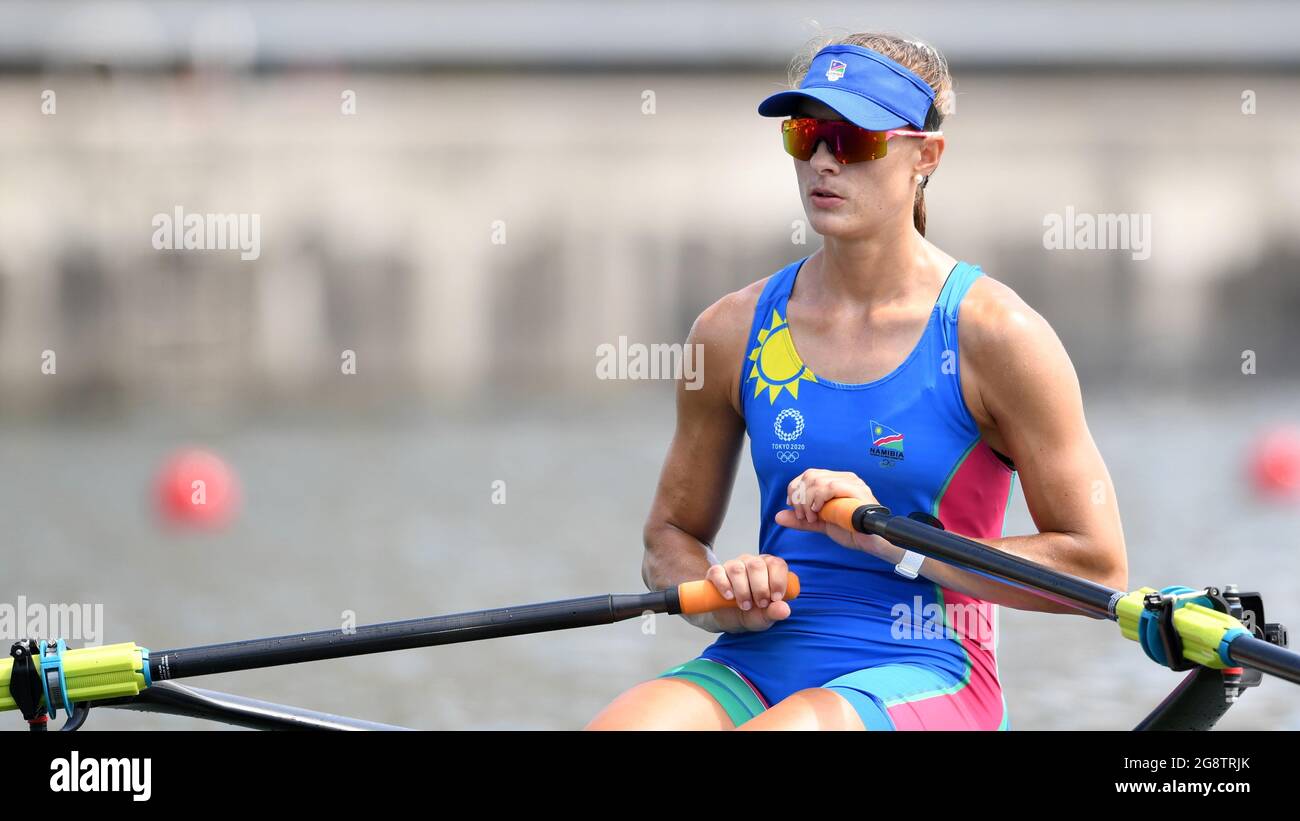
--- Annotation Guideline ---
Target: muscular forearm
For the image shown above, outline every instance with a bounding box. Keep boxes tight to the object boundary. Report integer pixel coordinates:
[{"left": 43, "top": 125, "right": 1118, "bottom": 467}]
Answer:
[
  {"left": 642, "top": 521, "right": 726, "bottom": 632},
  {"left": 916, "top": 531, "right": 1128, "bottom": 615}
]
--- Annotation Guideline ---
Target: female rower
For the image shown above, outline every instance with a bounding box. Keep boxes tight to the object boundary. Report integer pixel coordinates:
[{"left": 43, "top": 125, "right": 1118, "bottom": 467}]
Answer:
[{"left": 587, "top": 32, "right": 1127, "bottom": 730}]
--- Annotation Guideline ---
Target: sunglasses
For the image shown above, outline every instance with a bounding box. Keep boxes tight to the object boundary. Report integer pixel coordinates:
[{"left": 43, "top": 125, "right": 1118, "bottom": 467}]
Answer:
[{"left": 781, "top": 118, "right": 941, "bottom": 164}]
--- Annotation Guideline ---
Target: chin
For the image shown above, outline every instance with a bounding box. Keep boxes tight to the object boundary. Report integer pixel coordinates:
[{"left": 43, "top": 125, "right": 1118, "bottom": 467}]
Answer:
[{"left": 807, "top": 213, "right": 857, "bottom": 237}]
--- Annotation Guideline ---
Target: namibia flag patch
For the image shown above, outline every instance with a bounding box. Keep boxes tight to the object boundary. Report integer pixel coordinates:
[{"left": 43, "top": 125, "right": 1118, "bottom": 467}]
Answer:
[{"left": 870, "top": 421, "right": 905, "bottom": 460}]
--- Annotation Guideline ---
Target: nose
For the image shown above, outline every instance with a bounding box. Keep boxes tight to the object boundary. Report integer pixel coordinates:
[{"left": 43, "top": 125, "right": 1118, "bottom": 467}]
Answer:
[{"left": 809, "top": 139, "right": 841, "bottom": 168}]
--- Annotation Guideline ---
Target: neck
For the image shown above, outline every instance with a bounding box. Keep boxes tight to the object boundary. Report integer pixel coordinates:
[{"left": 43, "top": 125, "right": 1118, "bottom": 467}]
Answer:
[{"left": 810, "top": 226, "right": 941, "bottom": 305}]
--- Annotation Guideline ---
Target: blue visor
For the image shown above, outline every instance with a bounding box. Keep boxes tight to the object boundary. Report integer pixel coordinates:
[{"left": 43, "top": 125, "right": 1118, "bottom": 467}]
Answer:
[{"left": 758, "top": 44, "right": 935, "bottom": 130}]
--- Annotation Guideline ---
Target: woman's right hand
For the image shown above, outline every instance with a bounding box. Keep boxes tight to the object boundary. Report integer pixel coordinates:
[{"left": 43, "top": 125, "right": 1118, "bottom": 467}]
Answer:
[{"left": 704, "top": 553, "right": 793, "bottom": 632}]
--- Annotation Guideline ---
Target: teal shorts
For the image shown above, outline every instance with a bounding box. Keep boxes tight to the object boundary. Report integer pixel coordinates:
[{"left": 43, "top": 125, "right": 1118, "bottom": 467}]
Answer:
[
  {"left": 659, "top": 658, "right": 1010, "bottom": 730},
  {"left": 657, "top": 658, "right": 769, "bottom": 725}
]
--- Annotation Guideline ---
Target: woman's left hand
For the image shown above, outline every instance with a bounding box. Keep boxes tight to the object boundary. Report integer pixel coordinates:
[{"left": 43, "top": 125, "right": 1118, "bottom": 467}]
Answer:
[{"left": 775, "top": 468, "right": 903, "bottom": 563}]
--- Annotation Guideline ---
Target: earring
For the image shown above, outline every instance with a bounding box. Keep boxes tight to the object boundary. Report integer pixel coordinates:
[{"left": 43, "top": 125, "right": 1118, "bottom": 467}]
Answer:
[{"left": 915, "top": 174, "right": 924, "bottom": 183}]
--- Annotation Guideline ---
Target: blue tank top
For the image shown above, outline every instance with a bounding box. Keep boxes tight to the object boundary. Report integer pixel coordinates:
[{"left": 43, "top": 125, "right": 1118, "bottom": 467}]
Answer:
[{"left": 699, "top": 255, "right": 1016, "bottom": 706}]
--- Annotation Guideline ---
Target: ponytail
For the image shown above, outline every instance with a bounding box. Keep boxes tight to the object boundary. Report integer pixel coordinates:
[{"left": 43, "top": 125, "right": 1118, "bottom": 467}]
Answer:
[{"left": 911, "top": 98, "right": 943, "bottom": 236}]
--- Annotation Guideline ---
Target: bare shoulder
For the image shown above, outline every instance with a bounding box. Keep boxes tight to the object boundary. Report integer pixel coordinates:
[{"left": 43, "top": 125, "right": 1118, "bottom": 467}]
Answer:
[
  {"left": 958, "top": 274, "right": 1058, "bottom": 357},
  {"left": 687, "top": 276, "right": 769, "bottom": 410},
  {"left": 958, "top": 272, "right": 1082, "bottom": 434},
  {"left": 689, "top": 276, "right": 768, "bottom": 348}
]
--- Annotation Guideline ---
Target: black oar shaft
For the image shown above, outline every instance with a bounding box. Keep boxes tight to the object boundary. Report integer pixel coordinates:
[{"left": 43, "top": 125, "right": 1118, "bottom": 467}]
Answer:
[
  {"left": 1227, "top": 633, "right": 1300, "bottom": 684},
  {"left": 151, "top": 590, "right": 674, "bottom": 681},
  {"left": 856, "top": 509, "right": 1120, "bottom": 619},
  {"left": 841, "top": 504, "right": 1300, "bottom": 686}
]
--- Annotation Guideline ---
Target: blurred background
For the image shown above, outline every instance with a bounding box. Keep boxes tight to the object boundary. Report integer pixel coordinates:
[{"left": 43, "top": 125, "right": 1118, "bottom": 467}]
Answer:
[{"left": 2, "top": 0, "right": 1299, "bottom": 730}]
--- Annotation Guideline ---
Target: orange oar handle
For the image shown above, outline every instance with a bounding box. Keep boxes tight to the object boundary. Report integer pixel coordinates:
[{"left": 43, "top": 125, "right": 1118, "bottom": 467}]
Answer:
[
  {"left": 677, "top": 573, "right": 801, "bottom": 615},
  {"left": 821, "top": 497, "right": 875, "bottom": 533}
]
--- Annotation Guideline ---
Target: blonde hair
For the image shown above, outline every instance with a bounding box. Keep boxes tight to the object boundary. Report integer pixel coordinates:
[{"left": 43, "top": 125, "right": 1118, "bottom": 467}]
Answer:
[{"left": 786, "top": 31, "right": 953, "bottom": 236}]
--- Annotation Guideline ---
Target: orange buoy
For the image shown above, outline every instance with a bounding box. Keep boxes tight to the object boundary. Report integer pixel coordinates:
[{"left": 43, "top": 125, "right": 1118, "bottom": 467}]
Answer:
[{"left": 155, "top": 448, "right": 240, "bottom": 528}]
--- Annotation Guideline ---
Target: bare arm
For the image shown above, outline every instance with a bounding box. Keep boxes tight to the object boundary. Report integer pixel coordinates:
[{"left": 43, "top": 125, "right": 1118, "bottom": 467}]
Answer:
[
  {"left": 640, "top": 297, "right": 746, "bottom": 592},
  {"left": 915, "top": 277, "right": 1129, "bottom": 611},
  {"left": 642, "top": 283, "right": 794, "bottom": 632}
]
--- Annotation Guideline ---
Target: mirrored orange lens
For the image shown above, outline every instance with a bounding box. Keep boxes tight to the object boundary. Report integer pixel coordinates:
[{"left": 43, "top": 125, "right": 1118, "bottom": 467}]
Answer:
[{"left": 781, "top": 118, "right": 889, "bottom": 163}]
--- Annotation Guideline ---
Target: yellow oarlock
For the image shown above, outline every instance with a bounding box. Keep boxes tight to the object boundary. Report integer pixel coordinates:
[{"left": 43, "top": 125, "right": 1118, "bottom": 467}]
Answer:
[
  {"left": 0, "top": 642, "right": 150, "bottom": 713},
  {"left": 1116, "top": 587, "right": 1249, "bottom": 670}
]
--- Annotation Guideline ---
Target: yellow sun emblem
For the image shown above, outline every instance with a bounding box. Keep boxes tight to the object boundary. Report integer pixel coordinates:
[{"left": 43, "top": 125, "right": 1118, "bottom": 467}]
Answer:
[{"left": 747, "top": 309, "right": 818, "bottom": 404}]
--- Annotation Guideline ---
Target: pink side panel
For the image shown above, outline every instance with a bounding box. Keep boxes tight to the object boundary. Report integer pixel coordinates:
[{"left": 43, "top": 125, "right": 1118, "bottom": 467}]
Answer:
[{"left": 888, "top": 441, "right": 1013, "bottom": 729}]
